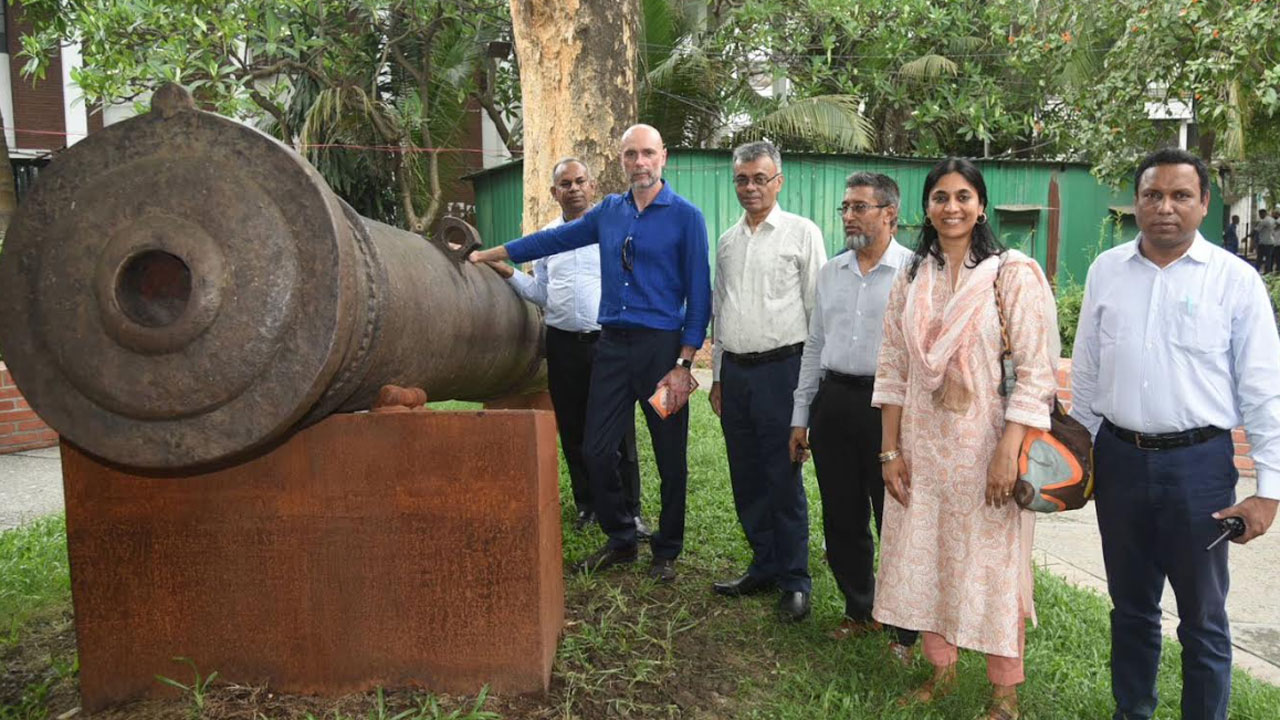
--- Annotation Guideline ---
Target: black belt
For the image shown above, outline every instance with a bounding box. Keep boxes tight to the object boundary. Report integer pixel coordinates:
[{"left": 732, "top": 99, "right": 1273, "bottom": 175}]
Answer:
[
  {"left": 724, "top": 342, "right": 804, "bottom": 366},
  {"left": 548, "top": 326, "right": 600, "bottom": 343},
  {"left": 1102, "top": 419, "right": 1227, "bottom": 451},
  {"left": 823, "top": 371, "right": 875, "bottom": 389}
]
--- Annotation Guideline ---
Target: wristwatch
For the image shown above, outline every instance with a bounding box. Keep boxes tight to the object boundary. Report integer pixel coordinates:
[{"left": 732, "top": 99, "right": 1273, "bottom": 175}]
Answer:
[{"left": 675, "top": 357, "right": 693, "bottom": 370}]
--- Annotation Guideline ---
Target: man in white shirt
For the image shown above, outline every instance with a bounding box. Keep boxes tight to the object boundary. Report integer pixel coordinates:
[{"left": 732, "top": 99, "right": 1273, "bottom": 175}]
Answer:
[
  {"left": 787, "top": 172, "right": 919, "bottom": 655},
  {"left": 1253, "top": 207, "right": 1275, "bottom": 273},
  {"left": 485, "top": 158, "right": 646, "bottom": 536},
  {"left": 1269, "top": 208, "right": 1280, "bottom": 274},
  {"left": 708, "top": 141, "right": 826, "bottom": 622},
  {"left": 1071, "top": 148, "right": 1280, "bottom": 720}
]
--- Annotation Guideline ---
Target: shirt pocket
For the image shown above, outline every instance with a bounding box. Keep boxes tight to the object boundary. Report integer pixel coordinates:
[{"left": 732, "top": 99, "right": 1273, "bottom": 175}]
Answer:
[
  {"left": 1168, "top": 303, "right": 1230, "bottom": 355},
  {"left": 767, "top": 252, "right": 801, "bottom": 298}
]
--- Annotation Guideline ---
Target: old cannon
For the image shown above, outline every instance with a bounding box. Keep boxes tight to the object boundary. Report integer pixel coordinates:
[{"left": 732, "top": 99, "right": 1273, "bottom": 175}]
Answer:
[{"left": 0, "top": 84, "right": 543, "bottom": 470}]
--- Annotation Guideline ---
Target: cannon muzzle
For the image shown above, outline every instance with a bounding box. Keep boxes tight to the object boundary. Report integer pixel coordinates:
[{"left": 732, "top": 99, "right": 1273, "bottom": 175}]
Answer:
[{"left": 0, "top": 85, "right": 542, "bottom": 470}]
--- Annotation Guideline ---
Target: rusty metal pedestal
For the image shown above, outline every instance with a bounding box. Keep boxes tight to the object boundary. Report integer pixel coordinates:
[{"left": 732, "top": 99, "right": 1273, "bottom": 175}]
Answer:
[{"left": 61, "top": 410, "right": 564, "bottom": 713}]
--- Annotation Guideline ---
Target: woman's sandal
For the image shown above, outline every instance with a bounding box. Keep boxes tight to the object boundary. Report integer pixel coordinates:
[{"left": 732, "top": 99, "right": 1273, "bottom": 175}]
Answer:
[
  {"left": 979, "top": 692, "right": 1019, "bottom": 720},
  {"left": 896, "top": 664, "right": 956, "bottom": 707}
]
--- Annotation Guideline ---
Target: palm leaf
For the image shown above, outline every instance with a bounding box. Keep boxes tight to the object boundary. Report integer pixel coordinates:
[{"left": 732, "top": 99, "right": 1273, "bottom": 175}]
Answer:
[
  {"left": 899, "top": 53, "right": 958, "bottom": 81},
  {"left": 744, "top": 94, "right": 873, "bottom": 153}
]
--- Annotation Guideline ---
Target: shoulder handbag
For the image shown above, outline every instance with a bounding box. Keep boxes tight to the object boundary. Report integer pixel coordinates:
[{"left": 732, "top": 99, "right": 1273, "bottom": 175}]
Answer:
[{"left": 993, "top": 256, "right": 1094, "bottom": 513}]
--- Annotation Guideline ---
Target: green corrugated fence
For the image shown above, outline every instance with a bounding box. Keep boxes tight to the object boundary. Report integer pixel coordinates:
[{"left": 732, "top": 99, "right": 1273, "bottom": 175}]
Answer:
[{"left": 467, "top": 150, "right": 1224, "bottom": 287}]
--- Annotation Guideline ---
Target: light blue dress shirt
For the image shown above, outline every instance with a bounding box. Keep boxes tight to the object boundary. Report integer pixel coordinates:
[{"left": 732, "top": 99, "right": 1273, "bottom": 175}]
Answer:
[
  {"left": 1070, "top": 233, "right": 1280, "bottom": 498},
  {"left": 791, "top": 240, "right": 912, "bottom": 427},
  {"left": 507, "top": 215, "right": 602, "bottom": 333}
]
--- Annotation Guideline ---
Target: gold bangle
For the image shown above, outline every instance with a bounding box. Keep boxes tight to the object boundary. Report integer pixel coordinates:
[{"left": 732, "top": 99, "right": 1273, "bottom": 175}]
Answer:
[{"left": 878, "top": 449, "right": 900, "bottom": 463}]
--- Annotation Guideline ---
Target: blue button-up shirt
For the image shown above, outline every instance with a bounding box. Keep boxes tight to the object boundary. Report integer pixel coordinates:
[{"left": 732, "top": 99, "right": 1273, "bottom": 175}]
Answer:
[{"left": 505, "top": 182, "right": 711, "bottom": 349}]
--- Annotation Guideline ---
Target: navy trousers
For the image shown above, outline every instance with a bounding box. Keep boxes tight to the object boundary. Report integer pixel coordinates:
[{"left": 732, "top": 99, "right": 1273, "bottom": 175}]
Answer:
[
  {"left": 1094, "top": 423, "right": 1235, "bottom": 720},
  {"left": 720, "top": 352, "right": 810, "bottom": 593},
  {"left": 545, "top": 326, "right": 641, "bottom": 516},
  {"left": 583, "top": 327, "right": 689, "bottom": 560}
]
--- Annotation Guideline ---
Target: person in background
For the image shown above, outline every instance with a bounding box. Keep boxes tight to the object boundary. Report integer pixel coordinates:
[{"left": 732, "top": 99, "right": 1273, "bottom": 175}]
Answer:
[{"left": 1223, "top": 214, "right": 1239, "bottom": 256}]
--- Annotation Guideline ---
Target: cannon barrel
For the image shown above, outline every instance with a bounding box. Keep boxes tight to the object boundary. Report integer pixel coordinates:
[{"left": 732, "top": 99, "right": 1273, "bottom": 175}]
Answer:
[{"left": 0, "top": 85, "right": 543, "bottom": 470}]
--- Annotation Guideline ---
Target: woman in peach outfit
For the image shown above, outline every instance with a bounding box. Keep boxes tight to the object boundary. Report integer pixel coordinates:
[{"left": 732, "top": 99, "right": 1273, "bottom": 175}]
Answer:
[{"left": 871, "top": 158, "right": 1059, "bottom": 720}]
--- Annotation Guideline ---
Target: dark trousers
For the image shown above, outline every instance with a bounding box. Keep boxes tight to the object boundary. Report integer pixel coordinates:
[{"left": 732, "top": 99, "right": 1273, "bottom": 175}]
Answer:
[
  {"left": 808, "top": 378, "right": 918, "bottom": 645},
  {"left": 1258, "top": 245, "right": 1275, "bottom": 273},
  {"left": 1094, "top": 423, "right": 1235, "bottom": 720},
  {"left": 720, "top": 353, "right": 810, "bottom": 593},
  {"left": 546, "top": 326, "right": 641, "bottom": 516},
  {"left": 583, "top": 327, "right": 689, "bottom": 560}
]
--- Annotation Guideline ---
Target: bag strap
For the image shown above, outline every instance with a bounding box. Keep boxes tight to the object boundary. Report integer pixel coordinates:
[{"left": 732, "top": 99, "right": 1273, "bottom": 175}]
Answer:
[{"left": 993, "top": 254, "right": 1016, "bottom": 397}]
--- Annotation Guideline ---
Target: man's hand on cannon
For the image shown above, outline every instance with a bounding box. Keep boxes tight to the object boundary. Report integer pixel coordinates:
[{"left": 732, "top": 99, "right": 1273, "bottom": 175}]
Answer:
[
  {"left": 468, "top": 246, "right": 510, "bottom": 265},
  {"left": 484, "top": 260, "right": 515, "bottom": 279}
]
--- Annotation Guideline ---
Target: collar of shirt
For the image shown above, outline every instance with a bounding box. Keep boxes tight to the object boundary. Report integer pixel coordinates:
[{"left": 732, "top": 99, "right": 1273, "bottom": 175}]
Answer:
[
  {"left": 834, "top": 238, "right": 910, "bottom": 276},
  {"left": 625, "top": 181, "right": 675, "bottom": 209},
  {"left": 731, "top": 202, "right": 786, "bottom": 235},
  {"left": 1118, "top": 231, "right": 1211, "bottom": 269}
]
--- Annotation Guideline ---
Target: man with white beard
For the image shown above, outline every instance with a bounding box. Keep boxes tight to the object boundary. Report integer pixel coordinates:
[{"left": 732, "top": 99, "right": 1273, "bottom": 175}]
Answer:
[{"left": 788, "top": 172, "right": 920, "bottom": 657}]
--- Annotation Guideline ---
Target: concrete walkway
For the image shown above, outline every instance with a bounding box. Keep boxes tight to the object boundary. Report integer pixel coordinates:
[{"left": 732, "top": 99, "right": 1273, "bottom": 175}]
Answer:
[
  {"left": 2, "top": 422, "right": 1278, "bottom": 684},
  {"left": 0, "top": 446, "right": 63, "bottom": 530},
  {"left": 1035, "top": 475, "right": 1280, "bottom": 684}
]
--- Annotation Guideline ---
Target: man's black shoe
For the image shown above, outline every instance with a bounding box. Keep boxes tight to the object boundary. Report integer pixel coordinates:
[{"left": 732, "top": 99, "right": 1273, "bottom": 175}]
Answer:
[
  {"left": 575, "top": 543, "right": 637, "bottom": 574},
  {"left": 573, "top": 509, "right": 596, "bottom": 532},
  {"left": 778, "top": 591, "right": 811, "bottom": 622},
  {"left": 634, "top": 515, "right": 652, "bottom": 541},
  {"left": 712, "top": 573, "right": 776, "bottom": 597},
  {"left": 648, "top": 557, "right": 677, "bottom": 583}
]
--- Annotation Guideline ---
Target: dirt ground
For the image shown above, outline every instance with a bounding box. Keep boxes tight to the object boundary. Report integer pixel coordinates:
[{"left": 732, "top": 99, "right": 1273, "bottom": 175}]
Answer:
[{"left": 2, "top": 573, "right": 765, "bottom": 719}]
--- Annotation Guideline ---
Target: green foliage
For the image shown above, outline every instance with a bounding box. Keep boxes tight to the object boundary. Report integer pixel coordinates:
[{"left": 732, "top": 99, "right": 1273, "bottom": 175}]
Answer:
[
  {"left": 0, "top": 515, "right": 69, "bottom": 646},
  {"left": 155, "top": 657, "right": 219, "bottom": 719},
  {"left": 1009, "top": 0, "right": 1280, "bottom": 185},
  {"left": 1055, "top": 280, "right": 1085, "bottom": 359},
  {"left": 16, "top": 0, "right": 517, "bottom": 231}
]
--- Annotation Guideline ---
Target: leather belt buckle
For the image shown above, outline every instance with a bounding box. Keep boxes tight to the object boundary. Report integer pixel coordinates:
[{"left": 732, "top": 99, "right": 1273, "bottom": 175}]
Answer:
[{"left": 1133, "top": 432, "right": 1157, "bottom": 451}]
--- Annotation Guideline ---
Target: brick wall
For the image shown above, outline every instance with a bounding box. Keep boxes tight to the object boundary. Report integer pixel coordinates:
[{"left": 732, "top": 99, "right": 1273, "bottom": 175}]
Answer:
[
  {"left": 6, "top": 1, "right": 66, "bottom": 152},
  {"left": 0, "top": 362, "right": 58, "bottom": 453},
  {"left": 1055, "top": 358, "right": 1255, "bottom": 479}
]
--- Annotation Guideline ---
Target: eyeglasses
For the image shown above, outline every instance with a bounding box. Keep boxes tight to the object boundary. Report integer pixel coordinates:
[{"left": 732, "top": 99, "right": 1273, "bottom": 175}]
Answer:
[
  {"left": 839, "top": 202, "right": 891, "bottom": 216},
  {"left": 622, "top": 235, "right": 634, "bottom": 272},
  {"left": 733, "top": 172, "right": 781, "bottom": 188}
]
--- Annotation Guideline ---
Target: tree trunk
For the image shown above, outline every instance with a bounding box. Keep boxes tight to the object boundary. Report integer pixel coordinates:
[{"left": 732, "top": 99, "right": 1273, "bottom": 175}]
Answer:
[
  {"left": 509, "top": 0, "right": 640, "bottom": 234},
  {"left": 0, "top": 109, "right": 17, "bottom": 238}
]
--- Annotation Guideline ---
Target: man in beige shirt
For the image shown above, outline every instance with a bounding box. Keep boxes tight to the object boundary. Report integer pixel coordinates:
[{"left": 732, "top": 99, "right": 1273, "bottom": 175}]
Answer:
[{"left": 708, "top": 140, "right": 826, "bottom": 622}]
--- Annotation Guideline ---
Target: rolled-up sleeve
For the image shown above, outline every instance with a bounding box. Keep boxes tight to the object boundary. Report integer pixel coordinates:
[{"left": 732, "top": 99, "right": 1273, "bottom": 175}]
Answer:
[{"left": 680, "top": 209, "right": 712, "bottom": 349}]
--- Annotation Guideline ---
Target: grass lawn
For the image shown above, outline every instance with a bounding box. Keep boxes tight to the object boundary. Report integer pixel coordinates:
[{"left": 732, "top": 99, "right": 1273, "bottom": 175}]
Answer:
[{"left": 3, "top": 398, "right": 1279, "bottom": 718}]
